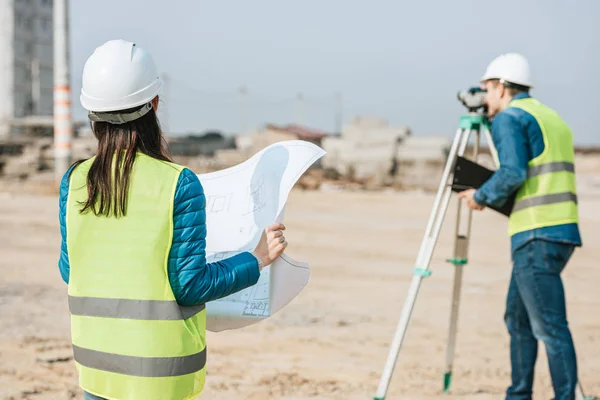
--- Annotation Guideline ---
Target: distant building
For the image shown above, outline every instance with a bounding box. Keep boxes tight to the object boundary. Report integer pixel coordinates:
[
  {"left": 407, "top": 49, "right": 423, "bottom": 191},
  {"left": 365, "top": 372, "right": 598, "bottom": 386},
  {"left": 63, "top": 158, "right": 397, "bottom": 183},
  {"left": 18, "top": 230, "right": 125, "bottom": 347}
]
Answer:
[
  {"left": 236, "top": 124, "right": 330, "bottom": 153},
  {"left": 321, "top": 117, "right": 412, "bottom": 181},
  {"left": 235, "top": 123, "right": 330, "bottom": 153},
  {"left": 320, "top": 116, "right": 450, "bottom": 190},
  {"left": 392, "top": 135, "right": 450, "bottom": 190},
  {"left": 0, "top": 0, "right": 54, "bottom": 137}
]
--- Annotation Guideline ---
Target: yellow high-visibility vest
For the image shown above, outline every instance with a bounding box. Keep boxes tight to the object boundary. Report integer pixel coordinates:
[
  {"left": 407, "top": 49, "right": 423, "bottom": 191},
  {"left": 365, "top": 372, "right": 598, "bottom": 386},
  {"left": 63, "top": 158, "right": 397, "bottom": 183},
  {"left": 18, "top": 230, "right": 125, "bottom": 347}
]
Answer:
[
  {"left": 502, "top": 98, "right": 579, "bottom": 236},
  {"left": 66, "top": 152, "right": 206, "bottom": 400}
]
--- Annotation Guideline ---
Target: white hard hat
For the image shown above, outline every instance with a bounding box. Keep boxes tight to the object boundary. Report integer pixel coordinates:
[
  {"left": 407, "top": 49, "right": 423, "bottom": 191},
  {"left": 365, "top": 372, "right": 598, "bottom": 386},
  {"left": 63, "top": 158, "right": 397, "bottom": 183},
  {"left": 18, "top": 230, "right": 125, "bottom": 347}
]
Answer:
[
  {"left": 80, "top": 39, "right": 163, "bottom": 121},
  {"left": 480, "top": 53, "right": 533, "bottom": 88}
]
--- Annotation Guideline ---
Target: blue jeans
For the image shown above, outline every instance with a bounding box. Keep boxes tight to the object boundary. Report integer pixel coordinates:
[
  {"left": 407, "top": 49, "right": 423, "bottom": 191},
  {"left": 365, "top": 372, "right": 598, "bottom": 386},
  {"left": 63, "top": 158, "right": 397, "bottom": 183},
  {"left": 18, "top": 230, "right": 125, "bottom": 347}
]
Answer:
[
  {"left": 84, "top": 392, "right": 106, "bottom": 400},
  {"left": 505, "top": 239, "right": 578, "bottom": 400}
]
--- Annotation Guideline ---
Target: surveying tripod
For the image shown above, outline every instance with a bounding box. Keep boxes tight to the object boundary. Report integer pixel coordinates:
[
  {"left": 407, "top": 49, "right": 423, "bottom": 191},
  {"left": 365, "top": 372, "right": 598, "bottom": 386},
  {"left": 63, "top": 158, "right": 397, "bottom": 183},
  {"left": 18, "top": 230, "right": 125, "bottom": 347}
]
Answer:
[{"left": 372, "top": 113, "right": 594, "bottom": 400}]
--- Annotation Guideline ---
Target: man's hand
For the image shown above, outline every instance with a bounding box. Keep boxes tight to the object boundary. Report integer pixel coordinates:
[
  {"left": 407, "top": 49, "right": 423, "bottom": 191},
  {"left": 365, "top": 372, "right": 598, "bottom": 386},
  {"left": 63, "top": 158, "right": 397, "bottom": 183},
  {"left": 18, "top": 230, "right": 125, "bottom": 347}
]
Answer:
[{"left": 458, "top": 189, "right": 485, "bottom": 211}]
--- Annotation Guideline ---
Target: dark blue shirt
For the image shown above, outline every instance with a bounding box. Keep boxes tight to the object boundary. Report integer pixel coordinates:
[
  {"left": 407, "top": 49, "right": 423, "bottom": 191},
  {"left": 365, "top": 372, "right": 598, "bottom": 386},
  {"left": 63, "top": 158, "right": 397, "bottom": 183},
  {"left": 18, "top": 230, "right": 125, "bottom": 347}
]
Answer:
[{"left": 473, "top": 92, "right": 582, "bottom": 255}]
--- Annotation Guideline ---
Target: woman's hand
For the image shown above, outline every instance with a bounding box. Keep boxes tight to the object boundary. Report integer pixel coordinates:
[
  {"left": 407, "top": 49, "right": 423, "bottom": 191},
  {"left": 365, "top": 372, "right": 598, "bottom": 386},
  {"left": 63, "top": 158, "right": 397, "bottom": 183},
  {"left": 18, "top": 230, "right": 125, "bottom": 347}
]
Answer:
[{"left": 253, "top": 223, "right": 287, "bottom": 269}]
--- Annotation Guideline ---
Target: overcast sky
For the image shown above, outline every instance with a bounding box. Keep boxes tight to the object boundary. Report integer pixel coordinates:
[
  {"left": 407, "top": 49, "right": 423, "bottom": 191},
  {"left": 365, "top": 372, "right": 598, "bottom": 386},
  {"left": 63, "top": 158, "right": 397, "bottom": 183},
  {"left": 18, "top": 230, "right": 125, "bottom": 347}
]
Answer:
[{"left": 70, "top": 0, "right": 600, "bottom": 144}]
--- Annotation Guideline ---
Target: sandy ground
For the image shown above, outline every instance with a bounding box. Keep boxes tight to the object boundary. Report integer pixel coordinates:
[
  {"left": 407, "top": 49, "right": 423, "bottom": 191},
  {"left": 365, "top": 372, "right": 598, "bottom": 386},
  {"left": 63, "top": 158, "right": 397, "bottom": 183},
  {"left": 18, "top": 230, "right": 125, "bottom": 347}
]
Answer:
[{"left": 0, "top": 187, "right": 599, "bottom": 400}]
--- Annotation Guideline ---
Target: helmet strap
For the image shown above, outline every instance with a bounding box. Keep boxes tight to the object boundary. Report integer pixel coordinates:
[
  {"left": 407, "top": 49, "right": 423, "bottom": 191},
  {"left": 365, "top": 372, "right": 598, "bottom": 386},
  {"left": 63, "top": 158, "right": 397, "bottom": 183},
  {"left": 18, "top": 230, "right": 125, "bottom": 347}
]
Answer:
[{"left": 88, "top": 102, "right": 153, "bottom": 125}]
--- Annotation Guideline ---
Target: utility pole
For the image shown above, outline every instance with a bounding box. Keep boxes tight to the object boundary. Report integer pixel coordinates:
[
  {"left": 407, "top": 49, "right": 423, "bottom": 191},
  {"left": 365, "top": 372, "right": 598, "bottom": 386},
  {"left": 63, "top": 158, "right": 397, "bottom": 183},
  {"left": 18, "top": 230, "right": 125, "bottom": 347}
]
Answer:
[{"left": 53, "top": 0, "right": 72, "bottom": 186}]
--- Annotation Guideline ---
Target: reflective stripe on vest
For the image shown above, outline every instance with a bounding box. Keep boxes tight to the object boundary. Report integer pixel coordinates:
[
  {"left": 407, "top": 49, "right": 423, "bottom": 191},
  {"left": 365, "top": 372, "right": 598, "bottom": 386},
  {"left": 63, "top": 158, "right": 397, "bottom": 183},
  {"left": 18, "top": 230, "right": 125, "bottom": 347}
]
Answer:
[
  {"left": 512, "top": 191, "right": 578, "bottom": 213},
  {"left": 73, "top": 345, "right": 206, "bottom": 377},
  {"left": 512, "top": 161, "right": 578, "bottom": 212},
  {"left": 527, "top": 161, "right": 574, "bottom": 177},
  {"left": 69, "top": 295, "right": 205, "bottom": 320}
]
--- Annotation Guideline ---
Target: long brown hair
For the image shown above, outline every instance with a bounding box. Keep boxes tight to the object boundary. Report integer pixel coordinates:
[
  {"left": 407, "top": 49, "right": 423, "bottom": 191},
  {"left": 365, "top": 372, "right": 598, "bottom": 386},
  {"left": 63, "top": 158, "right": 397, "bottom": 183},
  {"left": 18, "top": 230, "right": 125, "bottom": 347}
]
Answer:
[{"left": 71, "top": 103, "right": 172, "bottom": 218}]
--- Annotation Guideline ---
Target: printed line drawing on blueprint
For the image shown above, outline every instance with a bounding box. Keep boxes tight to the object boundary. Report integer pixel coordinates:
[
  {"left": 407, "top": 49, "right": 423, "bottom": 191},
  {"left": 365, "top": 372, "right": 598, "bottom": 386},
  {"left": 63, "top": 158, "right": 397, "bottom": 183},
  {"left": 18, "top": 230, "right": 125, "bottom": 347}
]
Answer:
[
  {"left": 243, "top": 176, "right": 267, "bottom": 217},
  {"left": 206, "top": 250, "right": 270, "bottom": 317},
  {"left": 206, "top": 193, "right": 233, "bottom": 214}
]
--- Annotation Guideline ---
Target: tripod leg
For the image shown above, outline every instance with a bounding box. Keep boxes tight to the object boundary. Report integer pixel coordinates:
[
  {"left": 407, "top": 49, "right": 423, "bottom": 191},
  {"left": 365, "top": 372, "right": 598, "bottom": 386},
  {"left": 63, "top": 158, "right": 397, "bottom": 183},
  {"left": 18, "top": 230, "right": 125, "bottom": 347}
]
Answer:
[
  {"left": 443, "top": 232, "right": 468, "bottom": 392},
  {"left": 373, "top": 128, "right": 472, "bottom": 400},
  {"left": 443, "top": 129, "right": 481, "bottom": 393}
]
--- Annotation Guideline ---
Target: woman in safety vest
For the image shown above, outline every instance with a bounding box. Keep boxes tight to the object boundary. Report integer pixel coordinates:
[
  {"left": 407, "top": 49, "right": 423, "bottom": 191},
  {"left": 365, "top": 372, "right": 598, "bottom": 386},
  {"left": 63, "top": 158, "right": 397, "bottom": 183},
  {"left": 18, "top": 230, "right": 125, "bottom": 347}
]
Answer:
[{"left": 58, "top": 39, "right": 288, "bottom": 400}]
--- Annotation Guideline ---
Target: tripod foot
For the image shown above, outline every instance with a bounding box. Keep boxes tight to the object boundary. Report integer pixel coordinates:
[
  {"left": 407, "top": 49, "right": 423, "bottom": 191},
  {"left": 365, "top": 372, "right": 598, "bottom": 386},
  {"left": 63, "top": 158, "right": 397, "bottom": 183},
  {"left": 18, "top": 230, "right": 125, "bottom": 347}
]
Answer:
[{"left": 443, "top": 372, "right": 452, "bottom": 394}]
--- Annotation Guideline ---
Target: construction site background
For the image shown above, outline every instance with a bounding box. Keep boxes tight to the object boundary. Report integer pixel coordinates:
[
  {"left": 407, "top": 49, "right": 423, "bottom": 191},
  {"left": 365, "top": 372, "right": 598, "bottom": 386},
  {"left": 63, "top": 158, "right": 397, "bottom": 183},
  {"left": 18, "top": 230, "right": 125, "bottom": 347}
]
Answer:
[{"left": 2, "top": 116, "right": 600, "bottom": 198}]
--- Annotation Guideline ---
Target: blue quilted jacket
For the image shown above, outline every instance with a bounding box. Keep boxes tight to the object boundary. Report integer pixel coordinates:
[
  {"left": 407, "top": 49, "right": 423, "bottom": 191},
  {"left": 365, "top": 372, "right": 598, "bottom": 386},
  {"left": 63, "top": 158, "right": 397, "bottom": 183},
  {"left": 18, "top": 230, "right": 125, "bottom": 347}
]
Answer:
[{"left": 58, "top": 164, "right": 260, "bottom": 306}]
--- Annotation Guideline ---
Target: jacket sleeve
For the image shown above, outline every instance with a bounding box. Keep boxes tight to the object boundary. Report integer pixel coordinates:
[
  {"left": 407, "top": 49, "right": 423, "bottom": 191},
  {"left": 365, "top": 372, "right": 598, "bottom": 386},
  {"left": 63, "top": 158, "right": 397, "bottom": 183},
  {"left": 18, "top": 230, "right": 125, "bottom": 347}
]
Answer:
[
  {"left": 474, "top": 111, "right": 529, "bottom": 208},
  {"left": 168, "top": 168, "right": 261, "bottom": 306},
  {"left": 58, "top": 166, "right": 74, "bottom": 284}
]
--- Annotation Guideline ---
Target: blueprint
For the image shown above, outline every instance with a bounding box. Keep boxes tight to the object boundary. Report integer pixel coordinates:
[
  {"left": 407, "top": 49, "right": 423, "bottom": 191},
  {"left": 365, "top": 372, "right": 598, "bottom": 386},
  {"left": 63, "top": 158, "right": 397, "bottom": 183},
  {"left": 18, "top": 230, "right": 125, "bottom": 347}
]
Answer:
[{"left": 197, "top": 140, "right": 326, "bottom": 332}]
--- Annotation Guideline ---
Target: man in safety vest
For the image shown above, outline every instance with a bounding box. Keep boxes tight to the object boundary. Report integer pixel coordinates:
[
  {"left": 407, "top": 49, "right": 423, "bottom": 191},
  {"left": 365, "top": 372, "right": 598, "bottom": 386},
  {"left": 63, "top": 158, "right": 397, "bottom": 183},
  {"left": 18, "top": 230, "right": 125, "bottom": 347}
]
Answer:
[{"left": 458, "top": 53, "right": 582, "bottom": 400}]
